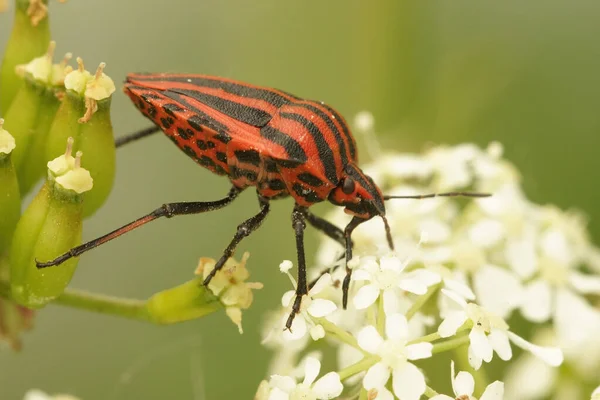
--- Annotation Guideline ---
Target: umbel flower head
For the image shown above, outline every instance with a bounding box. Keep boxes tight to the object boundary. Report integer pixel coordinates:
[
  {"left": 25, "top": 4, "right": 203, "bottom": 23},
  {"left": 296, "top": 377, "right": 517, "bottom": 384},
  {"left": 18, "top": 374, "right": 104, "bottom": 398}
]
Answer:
[{"left": 256, "top": 112, "right": 600, "bottom": 400}]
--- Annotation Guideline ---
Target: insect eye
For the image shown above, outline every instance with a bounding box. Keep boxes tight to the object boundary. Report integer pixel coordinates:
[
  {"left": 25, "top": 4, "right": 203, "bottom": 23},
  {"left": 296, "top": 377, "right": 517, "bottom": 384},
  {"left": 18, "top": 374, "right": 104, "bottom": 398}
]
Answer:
[{"left": 342, "top": 178, "right": 356, "bottom": 194}]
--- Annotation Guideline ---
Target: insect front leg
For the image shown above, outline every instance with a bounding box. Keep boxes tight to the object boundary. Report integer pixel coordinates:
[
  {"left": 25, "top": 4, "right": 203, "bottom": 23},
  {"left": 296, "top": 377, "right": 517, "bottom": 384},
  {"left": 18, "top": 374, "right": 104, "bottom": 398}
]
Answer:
[
  {"left": 202, "top": 195, "right": 271, "bottom": 285},
  {"left": 303, "top": 210, "right": 347, "bottom": 290},
  {"left": 341, "top": 216, "right": 365, "bottom": 309},
  {"left": 285, "top": 205, "right": 309, "bottom": 330},
  {"left": 36, "top": 186, "right": 242, "bottom": 268}
]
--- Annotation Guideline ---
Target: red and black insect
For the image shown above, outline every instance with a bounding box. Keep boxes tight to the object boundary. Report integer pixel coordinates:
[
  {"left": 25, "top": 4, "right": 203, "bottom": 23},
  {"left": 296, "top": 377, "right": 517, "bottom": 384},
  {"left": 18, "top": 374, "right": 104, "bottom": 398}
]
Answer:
[{"left": 38, "top": 73, "right": 487, "bottom": 328}]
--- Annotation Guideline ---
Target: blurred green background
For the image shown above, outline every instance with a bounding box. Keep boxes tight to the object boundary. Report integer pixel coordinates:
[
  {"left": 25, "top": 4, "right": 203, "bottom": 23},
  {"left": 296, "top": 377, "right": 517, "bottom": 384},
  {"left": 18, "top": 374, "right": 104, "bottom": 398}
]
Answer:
[{"left": 1, "top": 0, "right": 600, "bottom": 398}]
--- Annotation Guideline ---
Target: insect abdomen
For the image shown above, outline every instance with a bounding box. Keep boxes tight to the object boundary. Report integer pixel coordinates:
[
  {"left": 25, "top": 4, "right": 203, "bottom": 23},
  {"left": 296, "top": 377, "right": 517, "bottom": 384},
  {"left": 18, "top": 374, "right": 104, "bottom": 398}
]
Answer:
[{"left": 124, "top": 84, "right": 230, "bottom": 176}]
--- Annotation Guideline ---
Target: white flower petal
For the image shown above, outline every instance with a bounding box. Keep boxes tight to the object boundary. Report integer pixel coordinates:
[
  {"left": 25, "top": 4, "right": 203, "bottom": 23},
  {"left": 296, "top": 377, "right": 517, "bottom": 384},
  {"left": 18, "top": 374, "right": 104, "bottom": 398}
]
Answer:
[
  {"left": 507, "top": 331, "right": 563, "bottom": 366},
  {"left": 429, "top": 396, "right": 454, "bottom": 400},
  {"left": 372, "top": 387, "right": 395, "bottom": 400},
  {"left": 282, "top": 290, "right": 295, "bottom": 307},
  {"left": 353, "top": 284, "right": 380, "bottom": 310},
  {"left": 469, "top": 327, "right": 493, "bottom": 362},
  {"left": 568, "top": 272, "right": 600, "bottom": 294},
  {"left": 419, "top": 218, "right": 451, "bottom": 243},
  {"left": 480, "top": 381, "right": 505, "bottom": 400},
  {"left": 488, "top": 329, "right": 512, "bottom": 361},
  {"left": 392, "top": 362, "right": 426, "bottom": 400},
  {"left": 468, "top": 219, "right": 505, "bottom": 248},
  {"left": 504, "top": 352, "right": 555, "bottom": 399},
  {"left": 441, "top": 288, "right": 469, "bottom": 308},
  {"left": 357, "top": 325, "right": 384, "bottom": 354},
  {"left": 267, "top": 387, "right": 289, "bottom": 400},
  {"left": 505, "top": 238, "right": 538, "bottom": 279},
  {"left": 310, "top": 273, "right": 332, "bottom": 295},
  {"left": 270, "top": 375, "right": 297, "bottom": 393},
  {"left": 312, "top": 372, "right": 343, "bottom": 399},
  {"left": 453, "top": 371, "right": 475, "bottom": 396},
  {"left": 302, "top": 357, "right": 321, "bottom": 386},
  {"left": 592, "top": 386, "right": 600, "bottom": 399},
  {"left": 554, "top": 288, "right": 600, "bottom": 345},
  {"left": 380, "top": 255, "right": 404, "bottom": 272},
  {"left": 520, "top": 280, "right": 552, "bottom": 323},
  {"left": 444, "top": 278, "right": 476, "bottom": 300},
  {"left": 468, "top": 344, "right": 483, "bottom": 370},
  {"left": 352, "top": 269, "right": 371, "bottom": 281},
  {"left": 385, "top": 313, "right": 409, "bottom": 341},
  {"left": 398, "top": 279, "right": 428, "bottom": 295},
  {"left": 407, "top": 269, "right": 442, "bottom": 286},
  {"left": 382, "top": 289, "right": 401, "bottom": 315},
  {"left": 310, "top": 325, "right": 325, "bottom": 341},
  {"left": 405, "top": 342, "right": 433, "bottom": 360},
  {"left": 438, "top": 311, "right": 468, "bottom": 338},
  {"left": 474, "top": 264, "right": 523, "bottom": 318},
  {"left": 540, "top": 229, "right": 571, "bottom": 264},
  {"left": 283, "top": 316, "right": 307, "bottom": 341},
  {"left": 308, "top": 299, "right": 337, "bottom": 318},
  {"left": 363, "top": 362, "right": 391, "bottom": 390}
]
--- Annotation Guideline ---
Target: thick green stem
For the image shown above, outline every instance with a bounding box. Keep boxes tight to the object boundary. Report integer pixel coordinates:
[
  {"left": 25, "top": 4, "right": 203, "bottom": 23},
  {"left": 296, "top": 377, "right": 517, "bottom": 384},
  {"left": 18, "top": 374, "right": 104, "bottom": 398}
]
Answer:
[
  {"left": 56, "top": 288, "right": 151, "bottom": 321},
  {"left": 359, "top": 388, "right": 369, "bottom": 400},
  {"left": 406, "top": 283, "right": 441, "bottom": 320},
  {"left": 338, "top": 355, "right": 380, "bottom": 381},
  {"left": 0, "top": 280, "right": 151, "bottom": 321}
]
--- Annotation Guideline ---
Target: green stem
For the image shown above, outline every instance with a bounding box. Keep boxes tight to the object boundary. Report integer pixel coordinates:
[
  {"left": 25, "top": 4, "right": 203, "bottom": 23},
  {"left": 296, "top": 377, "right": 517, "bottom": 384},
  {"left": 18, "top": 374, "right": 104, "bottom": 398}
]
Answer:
[
  {"left": 431, "top": 334, "right": 470, "bottom": 354},
  {"left": 424, "top": 386, "right": 439, "bottom": 398},
  {"left": 0, "top": 280, "right": 152, "bottom": 321},
  {"left": 56, "top": 288, "right": 151, "bottom": 321},
  {"left": 318, "top": 318, "right": 368, "bottom": 355},
  {"left": 359, "top": 388, "right": 368, "bottom": 400},
  {"left": 376, "top": 293, "right": 385, "bottom": 336},
  {"left": 406, "top": 283, "right": 441, "bottom": 320},
  {"left": 407, "top": 331, "right": 441, "bottom": 344},
  {"left": 338, "top": 356, "right": 380, "bottom": 381}
]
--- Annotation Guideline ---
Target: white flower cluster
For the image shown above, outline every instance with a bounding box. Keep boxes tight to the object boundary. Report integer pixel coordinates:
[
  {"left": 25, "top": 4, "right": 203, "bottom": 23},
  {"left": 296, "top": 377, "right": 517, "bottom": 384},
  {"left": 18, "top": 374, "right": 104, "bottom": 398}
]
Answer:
[{"left": 256, "top": 114, "right": 600, "bottom": 400}]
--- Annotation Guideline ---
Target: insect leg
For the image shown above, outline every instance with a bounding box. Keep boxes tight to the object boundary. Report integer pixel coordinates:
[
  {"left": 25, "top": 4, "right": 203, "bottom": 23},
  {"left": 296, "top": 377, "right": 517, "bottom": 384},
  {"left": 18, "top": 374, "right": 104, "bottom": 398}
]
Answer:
[
  {"left": 303, "top": 210, "right": 346, "bottom": 290},
  {"left": 285, "top": 205, "right": 308, "bottom": 330},
  {"left": 202, "top": 196, "right": 271, "bottom": 285},
  {"left": 114, "top": 125, "right": 161, "bottom": 148},
  {"left": 342, "top": 216, "right": 366, "bottom": 310},
  {"left": 36, "top": 186, "right": 242, "bottom": 268}
]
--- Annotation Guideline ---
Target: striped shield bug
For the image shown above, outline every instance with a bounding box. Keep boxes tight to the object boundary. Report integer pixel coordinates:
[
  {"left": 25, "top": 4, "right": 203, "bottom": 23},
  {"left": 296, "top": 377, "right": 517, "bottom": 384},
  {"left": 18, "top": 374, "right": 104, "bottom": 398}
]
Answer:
[{"left": 37, "top": 73, "right": 489, "bottom": 328}]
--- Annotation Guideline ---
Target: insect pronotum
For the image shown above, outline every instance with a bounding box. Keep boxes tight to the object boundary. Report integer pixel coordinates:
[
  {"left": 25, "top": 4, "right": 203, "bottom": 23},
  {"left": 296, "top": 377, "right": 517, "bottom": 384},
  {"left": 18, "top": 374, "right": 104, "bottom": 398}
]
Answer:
[{"left": 37, "top": 73, "right": 489, "bottom": 328}]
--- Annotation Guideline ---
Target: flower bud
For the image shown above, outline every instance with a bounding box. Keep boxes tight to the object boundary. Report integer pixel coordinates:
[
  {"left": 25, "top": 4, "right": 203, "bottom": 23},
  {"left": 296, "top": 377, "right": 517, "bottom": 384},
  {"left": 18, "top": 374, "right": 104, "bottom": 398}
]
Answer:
[
  {"left": 0, "top": 0, "right": 51, "bottom": 113},
  {"left": 10, "top": 138, "right": 93, "bottom": 308},
  {"left": 3, "top": 42, "right": 71, "bottom": 195},
  {"left": 45, "top": 59, "right": 116, "bottom": 217},
  {"left": 147, "top": 253, "right": 263, "bottom": 332},
  {"left": 0, "top": 119, "right": 21, "bottom": 256}
]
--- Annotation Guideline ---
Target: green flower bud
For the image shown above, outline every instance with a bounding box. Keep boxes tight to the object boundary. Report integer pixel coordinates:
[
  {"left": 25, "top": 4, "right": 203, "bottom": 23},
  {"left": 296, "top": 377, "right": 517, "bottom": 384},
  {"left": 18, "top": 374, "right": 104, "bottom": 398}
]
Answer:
[
  {"left": 3, "top": 41, "right": 71, "bottom": 195},
  {"left": 0, "top": 119, "right": 21, "bottom": 256},
  {"left": 0, "top": 0, "right": 51, "bottom": 113},
  {"left": 147, "top": 253, "right": 262, "bottom": 332},
  {"left": 10, "top": 138, "right": 93, "bottom": 308},
  {"left": 45, "top": 59, "right": 116, "bottom": 217}
]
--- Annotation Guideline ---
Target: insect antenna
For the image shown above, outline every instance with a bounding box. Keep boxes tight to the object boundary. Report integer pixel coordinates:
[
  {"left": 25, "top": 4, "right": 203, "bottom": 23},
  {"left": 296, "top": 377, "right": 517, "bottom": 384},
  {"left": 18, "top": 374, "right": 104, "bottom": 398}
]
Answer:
[{"left": 383, "top": 191, "right": 491, "bottom": 200}]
